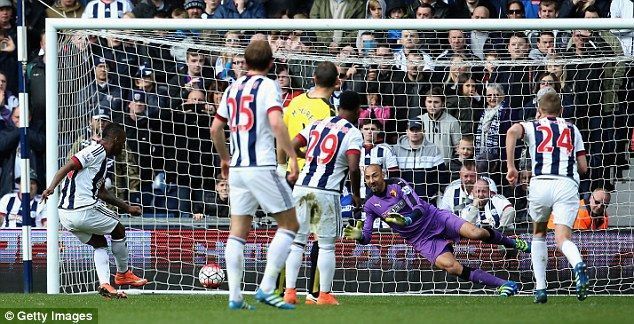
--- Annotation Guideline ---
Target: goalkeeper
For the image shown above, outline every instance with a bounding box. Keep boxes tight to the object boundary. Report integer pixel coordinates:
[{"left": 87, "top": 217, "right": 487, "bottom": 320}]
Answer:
[{"left": 344, "top": 164, "right": 530, "bottom": 296}]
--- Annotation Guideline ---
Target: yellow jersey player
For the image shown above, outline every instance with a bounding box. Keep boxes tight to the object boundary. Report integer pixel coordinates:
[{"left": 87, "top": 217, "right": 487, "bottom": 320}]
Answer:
[{"left": 278, "top": 61, "right": 338, "bottom": 173}]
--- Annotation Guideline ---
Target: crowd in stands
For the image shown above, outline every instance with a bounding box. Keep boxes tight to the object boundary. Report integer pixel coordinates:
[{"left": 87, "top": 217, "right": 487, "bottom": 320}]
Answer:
[{"left": 1, "top": 0, "right": 633, "bottom": 230}]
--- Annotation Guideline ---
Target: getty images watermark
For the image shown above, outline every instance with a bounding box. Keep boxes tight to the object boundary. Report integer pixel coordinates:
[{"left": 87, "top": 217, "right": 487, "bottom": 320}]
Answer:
[{"left": 1, "top": 308, "right": 97, "bottom": 324}]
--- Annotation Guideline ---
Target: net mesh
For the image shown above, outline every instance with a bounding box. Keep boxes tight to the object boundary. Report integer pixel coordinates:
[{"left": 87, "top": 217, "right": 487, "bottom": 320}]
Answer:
[{"left": 53, "top": 26, "right": 634, "bottom": 295}]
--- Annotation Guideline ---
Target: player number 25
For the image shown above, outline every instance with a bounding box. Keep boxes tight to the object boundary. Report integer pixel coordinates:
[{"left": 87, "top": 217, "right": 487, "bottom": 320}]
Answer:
[
  {"left": 305, "top": 131, "right": 339, "bottom": 164},
  {"left": 227, "top": 95, "right": 254, "bottom": 132},
  {"left": 536, "top": 126, "right": 573, "bottom": 155}
]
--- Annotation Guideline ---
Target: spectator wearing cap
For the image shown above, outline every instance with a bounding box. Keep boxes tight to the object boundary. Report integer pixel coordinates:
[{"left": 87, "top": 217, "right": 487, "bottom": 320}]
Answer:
[
  {"left": 0, "top": 100, "right": 46, "bottom": 197},
  {"left": 66, "top": 105, "right": 140, "bottom": 202},
  {"left": 82, "top": 0, "right": 133, "bottom": 19},
  {"left": 0, "top": 169, "right": 47, "bottom": 228},
  {"left": 183, "top": 0, "right": 205, "bottom": 18},
  {"left": 47, "top": 0, "right": 85, "bottom": 18},
  {"left": 212, "top": 0, "right": 266, "bottom": 19},
  {"left": 133, "top": 65, "right": 169, "bottom": 111},
  {"left": 92, "top": 55, "right": 124, "bottom": 113},
  {"left": 392, "top": 119, "right": 447, "bottom": 201}
]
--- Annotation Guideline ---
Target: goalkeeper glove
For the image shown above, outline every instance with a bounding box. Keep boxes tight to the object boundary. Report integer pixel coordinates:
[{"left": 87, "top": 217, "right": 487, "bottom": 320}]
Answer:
[
  {"left": 384, "top": 212, "right": 412, "bottom": 227},
  {"left": 343, "top": 220, "right": 363, "bottom": 240}
]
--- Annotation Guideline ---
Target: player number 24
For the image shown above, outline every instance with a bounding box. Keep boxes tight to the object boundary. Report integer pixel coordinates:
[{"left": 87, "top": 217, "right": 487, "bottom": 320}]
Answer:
[
  {"left": 536, "top": 126, "right": 573, "bottom": 155},
  {"left": 305, "top": 131, "right": 339, "bottom": 164}
]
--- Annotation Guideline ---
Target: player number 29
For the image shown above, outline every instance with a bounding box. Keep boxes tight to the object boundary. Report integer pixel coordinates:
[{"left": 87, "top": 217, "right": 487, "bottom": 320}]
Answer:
[
  {"left": 305, "top": 131, "right": 339, "bottom": 164},
  {"left": 536, "top": 126, "right": 573, "bottom": 155}
]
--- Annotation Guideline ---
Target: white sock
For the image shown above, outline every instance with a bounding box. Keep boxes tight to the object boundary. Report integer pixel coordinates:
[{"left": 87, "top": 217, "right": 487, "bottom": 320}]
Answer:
[
  {"left": 531, "top": 237, "right": 548, "bottom": 290},
  {"left": 225, "top": 236, "right": 246, "bottom": 302},
  {"left": 111, "top": 238, "right": 129, "bottom": 273},
  {"left": 285, "top": 244, "right": 304, "bottom": 289},
  {"left": 560, "top": 240, "right": 583, "bottom": 268},
  {"left": 317, "top": 238, "right": 336, "bottom": 293},
  {"left": 94, "top": 248, "right": 111, "bottom": 285},
  {"left": 259, "top": 228, "right": 296, "bottom": 293}
]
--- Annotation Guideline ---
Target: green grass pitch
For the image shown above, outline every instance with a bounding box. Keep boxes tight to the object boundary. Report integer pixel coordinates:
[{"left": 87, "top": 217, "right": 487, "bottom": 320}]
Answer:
[{"left": 0, "top": 293, "right": 631, "bottom": 324}]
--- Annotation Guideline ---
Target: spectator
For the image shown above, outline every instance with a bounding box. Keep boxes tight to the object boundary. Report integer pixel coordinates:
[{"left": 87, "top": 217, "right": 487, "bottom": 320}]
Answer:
[
  {"left": 91, "top": 55, "right": 124, "bottom": 114},
  {"left": 392, "top": 120, "right": 448, "bottom": 200},
  {"left": 505, "top": 0, "right": 528, "bottom": 19},
  {"left": 529, "top": 31, "right": 556, "bottom": 61},
  {"left": 67, "top": 105, "right": 140, "bottom": 202},
  {"left": 412, "top": 3, "right": 446, "bottom": 55},
  {"left": 438, "top": 159, "right": 497, "bottom": 213},
  {"left": 143, "top": 0, "right": 177, "bottom": 17},
  {"left": 448, "top": 135, "right": 475, "bottom": 181},
  {"left": 193, "top": 174, "right": 230, "bottom": 220},
  {"left": 436, "top": 30, "right": 479, "bottom": 61},
  {"left": 448, "top": 0, "right": 497, "bottom": 19},
  {"left": 26, "top": 31, "right": 46, "bottom": 128},
  {"left": 167, "top": 50, "right": 213, "bottom": 108},
  {"left": 47, "top": 0, "right": 85, "bottom": 18},
  {"left": 497, "top": 33, "right": 533, "bottom": 108},
  {"left": 468, "top": 6, "right": 504, "bottom": 60},
  {"left": 559, "top": 0, "right": 609, "bottom": 18},
  {"left": 359, "top": 82, "right": 393, "bottom": 130},
  {"left": 384, "top": 0, "right": 408, "bottom": 46},
  {"left": 95, "top": 36, "right": 140, "bottom": 92},
  {"left": 0, "top": 72, "right": 16, "bottom": 129},
  {"left": 547, "top": 188, "right": 611, "bottom": 230},
  {"left": 409, "top": 0, "right": 449, "bottom": 19},
  {"left": 0, "top": 103, "right": 46, "bottom": 197},
  {"left": 445, "top": 73, "right": 485, "bottom": 136},
  {"left": 213, "top": 30, "right": 242, "bottom": 80},
  {"left": 82, "top": 0, "right": 133, "bottom": 18},
  {"left": 132, "top": 65, "right": 168, "bottom": 116},
  {"left": 396, "top": 52, "right": 430, "bottom": 129},
  {"left": 394, "top": 30, "right": 433, "bottom": 73},
  {"left": 183, "top": 0, "right": 205, "bottom": 19},
  {"left": 310, "top": 0, "right": 365, "bottom": 47},
  {"left": 610, "top": 0, "right": 634, "bottom": 56},
  {"left": 0, "top": 0, "right": 17, "bottom": 95},
  {"left": 201, "top": 0, "right": 221, "bottom": 18},
  {"left": 358, "top": 118, "right": 399, "bottom": 198},
  {"left": 205, "top": 79, "right": 229, "bottom": 116},
  {"left": 474, "top": 83, "right": 511, "bottom": 183},
  {"left": 275, "top": 63, "right": 302, "bottom": 108},
  {"left": 0, "top": 170, "right": 46, "bottom": 228},
  {"left": 460, "top": 178, "right": 516, "bottom": 229},
  {"left": 522, "top": 73, "right": 574, "bottom": 121},
  {"left": 212, "top": 0, "right": 266, "bottom": 19},
  {"left": 527, "top": 0, "right": 571, "bottom": 50},
  {"left": 420, "top": 87, "right": 462, "bottom": 165}
]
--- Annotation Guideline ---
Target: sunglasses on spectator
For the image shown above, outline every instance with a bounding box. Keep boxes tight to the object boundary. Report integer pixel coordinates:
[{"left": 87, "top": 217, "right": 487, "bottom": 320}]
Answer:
[{"left": 507, "top": 9, "right": 523, "bottom": 15}]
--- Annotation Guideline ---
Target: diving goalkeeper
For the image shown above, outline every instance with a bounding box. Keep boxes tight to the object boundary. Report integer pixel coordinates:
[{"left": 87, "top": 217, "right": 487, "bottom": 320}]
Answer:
[{"left": 344, "top": 164, "right": 530, "bottom": 296}]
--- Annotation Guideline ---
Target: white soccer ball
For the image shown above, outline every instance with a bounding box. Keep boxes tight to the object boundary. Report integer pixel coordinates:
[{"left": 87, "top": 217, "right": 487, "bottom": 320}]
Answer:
[{"left": 199, "top": 263, "right": 225, "bottom": 289}]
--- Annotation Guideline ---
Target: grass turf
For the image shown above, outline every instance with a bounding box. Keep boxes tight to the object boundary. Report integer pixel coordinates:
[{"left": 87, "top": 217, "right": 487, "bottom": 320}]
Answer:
[{"left": 0, "top": 293, "right": 631, "bottom": 324}]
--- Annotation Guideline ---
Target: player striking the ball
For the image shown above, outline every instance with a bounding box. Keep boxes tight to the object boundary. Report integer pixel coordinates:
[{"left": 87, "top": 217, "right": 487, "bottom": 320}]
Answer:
[
  {"left": 42, "top": 123, "right": 148, "bottom": 299},
  {"left": 344, "top": 164, "right": 530, "bottom": 296}
]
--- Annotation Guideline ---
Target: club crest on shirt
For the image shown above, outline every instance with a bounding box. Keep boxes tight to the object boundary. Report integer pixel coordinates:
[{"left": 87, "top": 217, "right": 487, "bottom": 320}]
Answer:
[{"left": 390, "top": 189, "right": 397, "bottom": 197}]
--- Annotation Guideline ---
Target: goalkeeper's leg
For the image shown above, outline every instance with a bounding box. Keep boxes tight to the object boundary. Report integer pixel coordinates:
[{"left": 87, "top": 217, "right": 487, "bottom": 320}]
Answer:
[
  {"left": 435, "top": 251, "right": 517, "bottom": 296},
  {"left": 460, "top": 222, "right": 529, "bottom": 252}
]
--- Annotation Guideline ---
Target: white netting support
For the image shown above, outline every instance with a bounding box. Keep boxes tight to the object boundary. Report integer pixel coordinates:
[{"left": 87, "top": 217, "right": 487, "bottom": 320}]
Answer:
[{"left": 46, "top": 18, "right": 634, "bottom": 295}]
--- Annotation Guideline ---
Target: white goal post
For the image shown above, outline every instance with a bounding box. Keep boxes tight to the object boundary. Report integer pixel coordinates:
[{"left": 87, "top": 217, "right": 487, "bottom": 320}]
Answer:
[{"left": 45, "top": 18, "right": 634, "bottom": 295}]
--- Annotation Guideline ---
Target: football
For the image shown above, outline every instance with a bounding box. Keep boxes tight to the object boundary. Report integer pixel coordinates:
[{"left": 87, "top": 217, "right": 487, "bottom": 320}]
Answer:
[{"left": 198, "top": 263, "right": 225, "bottom": 289}]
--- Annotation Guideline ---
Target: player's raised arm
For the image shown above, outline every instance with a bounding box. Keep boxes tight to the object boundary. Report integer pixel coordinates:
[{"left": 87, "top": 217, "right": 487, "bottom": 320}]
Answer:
[
  {"left": 505, "top": 123, "right": 524, "bottom": 185},
  {"left": 41, "top": 158, "right": 82, "bottom": 202}
]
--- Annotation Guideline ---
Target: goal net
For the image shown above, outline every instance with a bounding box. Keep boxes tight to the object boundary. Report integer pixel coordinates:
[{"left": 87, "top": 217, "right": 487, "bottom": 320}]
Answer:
[{"left": 45, "top": 18, "right": 634, "bottom": 295}]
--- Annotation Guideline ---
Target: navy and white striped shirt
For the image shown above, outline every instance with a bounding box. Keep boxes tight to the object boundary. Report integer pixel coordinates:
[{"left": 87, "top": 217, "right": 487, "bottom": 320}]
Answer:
[
  {"left": 82, "top": 0, "right": 133, "bottom": 19},
  {"left": 59, "top": 143, "right": 108, "bottom": 210},
  {"left": 521, "top": 117, "right": 585, "bottom": 184},
  {"left": 296, "top": 116, "right": 363, "bottom": 192}
]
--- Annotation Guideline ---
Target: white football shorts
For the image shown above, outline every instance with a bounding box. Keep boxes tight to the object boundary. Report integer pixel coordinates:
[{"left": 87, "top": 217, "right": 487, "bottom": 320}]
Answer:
[
  {"left": 293, "top": 185, "right": 342, "bottom": 240},
  {"left": 528, "top": 177, "right": 579, "bottom": 227},
  {"left": 59, "top": 202, "right": 119, "bottom": 243},
  {"left": 229, "top": 167, "right": 294, "bottom": 216}
]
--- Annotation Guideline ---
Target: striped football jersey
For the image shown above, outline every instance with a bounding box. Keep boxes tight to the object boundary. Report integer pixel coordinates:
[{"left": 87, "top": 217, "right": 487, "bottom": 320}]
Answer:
[
  {"left": 59, "top": 143, "right": 108, "bottom": 210},
  {"left": 521, "top": 117, "right": 585, "bottom": 184},
  {"left": 295, "top": 116, "right": 363, "bottom": 192},
  {"left": 216, "top": 75, "right": 283, "bottom": 167}
]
